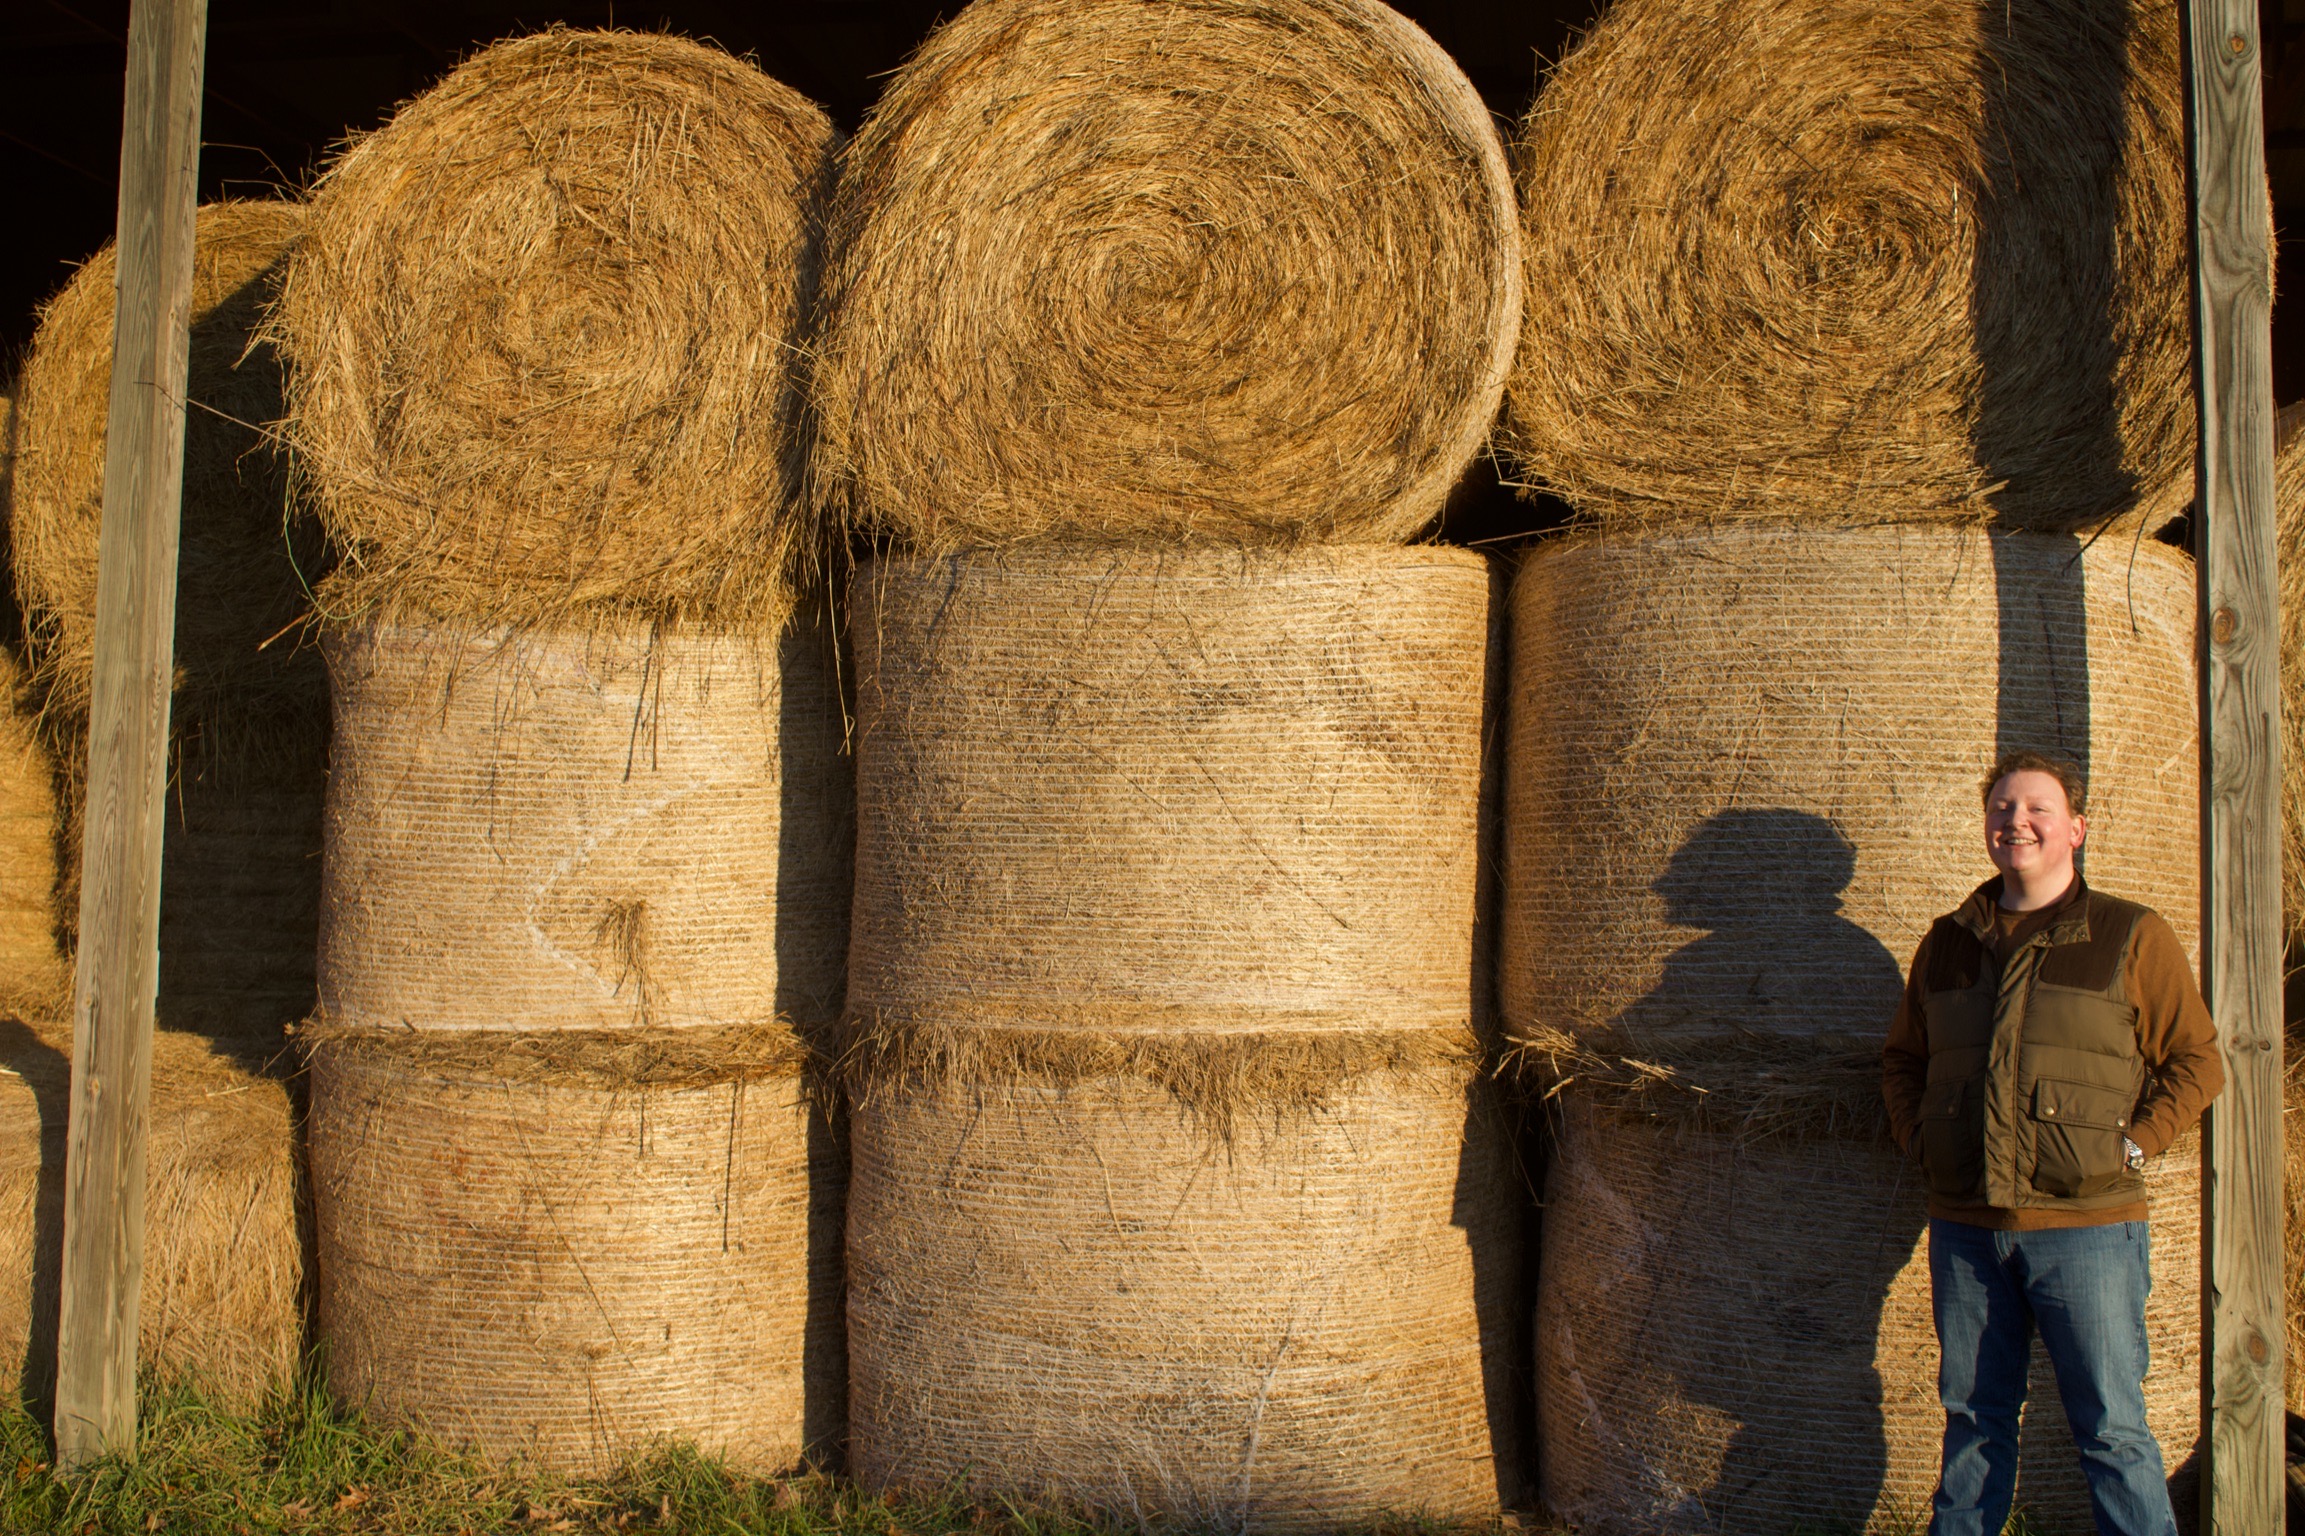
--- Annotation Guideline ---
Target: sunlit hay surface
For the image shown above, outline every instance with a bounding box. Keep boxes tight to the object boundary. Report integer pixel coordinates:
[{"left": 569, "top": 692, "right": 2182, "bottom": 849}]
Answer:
[
  {"left": 2274, "top": 404, "right": 2305, "bottom": 941},
  {"left": 271, "top": 29, "right": 837, "bottom": 629},
  {"left": 0, "top": 1014, "right": 303, "bottom": 1411},
  {"left": 304, "top": 1023, "right": 845, "bottom": 1476},
  {"left": 0, "top": 652, "right": 62, "bottom": 1020},
  {"left": 1504, "top": 0, "right": 2196, "bottom": 532},
  {"left": 11, "top": 200, "right": 319, "bottom": 732},
  {"left": 807, "top": 0, "right": 1520, "bottom": 550}
]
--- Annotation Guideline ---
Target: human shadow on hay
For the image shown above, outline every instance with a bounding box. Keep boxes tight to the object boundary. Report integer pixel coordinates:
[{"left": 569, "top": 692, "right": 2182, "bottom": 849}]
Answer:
[
  {"left": 1620, "top": 809, "right": 1915, "bottom": 1528},
  {"left": 1616, "top": 809, "right": 1905, "bottom": 1041}
]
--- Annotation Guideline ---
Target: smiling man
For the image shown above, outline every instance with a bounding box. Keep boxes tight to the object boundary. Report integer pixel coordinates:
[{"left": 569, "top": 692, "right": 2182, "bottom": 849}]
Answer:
[{"left": 1881, "top": 749, "right": 2223, "bottom": 1536}]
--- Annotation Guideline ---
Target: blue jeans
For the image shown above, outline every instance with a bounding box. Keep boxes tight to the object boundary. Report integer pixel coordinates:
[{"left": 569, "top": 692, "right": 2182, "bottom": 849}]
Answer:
[{"left": 1926, "top": 1219, "right": 2177, "bottom": 1536}]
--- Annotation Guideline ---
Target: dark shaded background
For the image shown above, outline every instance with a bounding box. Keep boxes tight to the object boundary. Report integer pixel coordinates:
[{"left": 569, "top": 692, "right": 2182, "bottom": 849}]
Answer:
[{"left": 8, "top": 0, "right": 2305, "bottom": 541}]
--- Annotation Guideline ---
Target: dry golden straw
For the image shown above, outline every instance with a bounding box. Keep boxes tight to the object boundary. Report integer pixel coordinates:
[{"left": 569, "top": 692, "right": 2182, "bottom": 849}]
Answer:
[
  {"left": 271, "top": 29, "right": 836, "bottom": 628},
  {"left": 11, "top": 199, "right": 319, "bottom": 733},
  {"left": 2273, "top": 404, "right": 2305, "bottom": 938},
  {"left": 1539, "top": 1094, "right": 2200, "bottom": 1535},
  {"left": 317, "top": 613, "right": 852, "bottom": 1035},
  {"left": 808, "top": 0, "right": 1520, "bottom": 548},
  {"left": 1505, "top": 0, "right": 2196, "bottom": 532},
  {"left": 1502, "top": 525, "right": 2198, "bottom": 1071},
  {"left": 846, "top": 1037, "right": 1523, "bottom": 1528},
  {"left": 306, "top": 1024, "right": 846, "bottom": 1474},
  {"left": 11, "top": 203, "right": 330, "bottom": 1048},
  {"left": 848, "top": 547, "right": 1495, "bottom": 1037},
  {"left": 0, "top": 652, "right": 65, "bottom": 1019},
  {"left": 0, "top": 1014, "right": 303, "bottom": 1410}
]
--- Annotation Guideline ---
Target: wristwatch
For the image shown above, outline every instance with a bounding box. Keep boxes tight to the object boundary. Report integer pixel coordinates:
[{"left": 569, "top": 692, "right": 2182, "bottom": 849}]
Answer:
[{"left": 2122, "top": 1136, "right": 2146, "bottom": 1173}]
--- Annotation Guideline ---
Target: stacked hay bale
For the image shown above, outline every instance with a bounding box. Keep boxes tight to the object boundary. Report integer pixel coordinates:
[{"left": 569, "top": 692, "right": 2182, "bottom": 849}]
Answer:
[
  {"left": 269, "top": 28, "right": 848, "bottom": 1474},
  {"left": 812, "top": 0, "right": 1523, "bottom": 1524},
  {"left": 0, "top": 610, "right": 302, "bottom": 1403},
  {"left": 2271, "top": 410, "right": 2305, "bottom": 1415},
  {"left": 1501, "top": 1, "right": 2206, "bottom": 1530},
  {"left": 9, "top": 199, "right": 326, "bottom": 1052}
]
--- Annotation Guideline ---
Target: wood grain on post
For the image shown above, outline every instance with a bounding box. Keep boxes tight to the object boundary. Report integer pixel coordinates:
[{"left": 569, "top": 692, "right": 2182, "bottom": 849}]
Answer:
[
  {"left": 53, "top": 0, "right": 207, "bottom": 1470},
  {"left": 2182, "top": 2, "right": 2286, "bottom": 1532}
]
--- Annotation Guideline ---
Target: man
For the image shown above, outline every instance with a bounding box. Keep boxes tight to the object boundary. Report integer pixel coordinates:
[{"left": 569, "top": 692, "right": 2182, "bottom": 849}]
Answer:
[{"left": 1882, "top": 749, "right": 2224, "bottom": 1536}]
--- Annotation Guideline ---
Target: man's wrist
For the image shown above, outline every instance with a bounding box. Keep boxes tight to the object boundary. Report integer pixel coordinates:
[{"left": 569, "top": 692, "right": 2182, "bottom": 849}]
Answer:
[{"left": 2122, "top": 1135, "right": 2145, "bottom": 1173}]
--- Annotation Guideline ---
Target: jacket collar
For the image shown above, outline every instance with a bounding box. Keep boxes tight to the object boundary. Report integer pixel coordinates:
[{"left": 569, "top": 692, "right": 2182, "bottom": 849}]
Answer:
[{"left": 1951, "top": 873, "right": 2092, "bottom": 946}]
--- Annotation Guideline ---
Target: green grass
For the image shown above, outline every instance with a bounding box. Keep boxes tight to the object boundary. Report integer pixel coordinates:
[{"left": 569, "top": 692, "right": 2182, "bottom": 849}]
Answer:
[{"left": 0, "top": 1376, "right": 1520, "bottom": 1536}]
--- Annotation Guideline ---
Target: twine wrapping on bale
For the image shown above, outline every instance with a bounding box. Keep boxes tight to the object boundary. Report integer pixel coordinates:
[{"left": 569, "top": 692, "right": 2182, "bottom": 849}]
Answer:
[
  {"left": 0, "top": 1015, "right": 303, "bottom": 1409},
  {"left": 849, "top": 547, "right": 1494, "bottom": 1035},
  {"left": 846, "top": 1033, "right": 1523, "bottom": 1527},
  {"left": 1501, "top": 525, "right": 2197, "bottom": 1078},
  {"left": 808, "top": 0, "right": 1520, "bottom": 548},
  {"left": 1538, "top": 1095, "right": 2201, "bottom": 1535},
  {"left": 11, "top": 199, "right": 321, "bottom": 731},
  {"left": 1504, "top": 0, "right": 2196, "bottom": 531},
  {"left": 306, "top": 1024, "right": 846, "bottom": 1474},
  {"left": 0, "top": 654, "right": 65, "bottom": 1017},
  {"left": 270, "top": 29, "right": 836, "bottom": 627},
  {"left": 318, "top": 614, "right": 850, "bottom": 1033}
]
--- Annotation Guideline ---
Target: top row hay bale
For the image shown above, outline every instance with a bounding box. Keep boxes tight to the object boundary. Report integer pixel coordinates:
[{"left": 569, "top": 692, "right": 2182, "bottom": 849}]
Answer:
[
  {"left": 270, "top": 29, "right": 836, "bottom": 630},
  {"left": 1503, "top": 0, "right": 2195, "bottom": 533},
  {"left": 11, "top": 199, "right": 319, "bottom": 736},
  {"left": 807, "top": 0, "right": 1520, "bottom": 550}
]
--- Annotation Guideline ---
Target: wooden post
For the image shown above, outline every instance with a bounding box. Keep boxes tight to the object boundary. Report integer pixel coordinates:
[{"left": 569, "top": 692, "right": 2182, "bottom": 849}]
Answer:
[
  {"left": 2182, "top": 1, "right": 2286, "bottom": 1532},
  {"left": 53, "top": 0, "right": 207, "bottom": 1470}
]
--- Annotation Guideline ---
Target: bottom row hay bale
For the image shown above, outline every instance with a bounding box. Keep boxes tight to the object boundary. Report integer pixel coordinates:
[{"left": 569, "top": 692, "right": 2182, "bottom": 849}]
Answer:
[
  {"left": 845, "top": 1026, "right": 1526, "bottom": 1530},
  {"left": 0, "top": 1015, "right": 302, "bottom": 1406},
  {"left": 1538, "top": 1095, "right": 2201, "bottom": 1535},
  {"left": 307, "top": 1026, "right": 846, "bottom": 1474}
]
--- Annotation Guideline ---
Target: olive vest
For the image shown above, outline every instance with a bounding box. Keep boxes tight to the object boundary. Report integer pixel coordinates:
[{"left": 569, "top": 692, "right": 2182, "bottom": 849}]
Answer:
[{"left": 1915, "top": 880, "right": 2150, "bottom": 1211}]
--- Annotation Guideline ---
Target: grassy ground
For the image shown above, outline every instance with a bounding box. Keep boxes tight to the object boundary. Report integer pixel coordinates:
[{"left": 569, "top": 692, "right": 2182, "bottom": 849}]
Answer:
[{"left": 0, "top": 1376, "right": 1518, "bottom": 1536}]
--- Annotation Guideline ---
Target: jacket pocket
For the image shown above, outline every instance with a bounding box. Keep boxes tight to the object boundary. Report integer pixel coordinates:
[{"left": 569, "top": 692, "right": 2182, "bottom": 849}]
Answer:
[
  {"left": 1919, "top": 1076, "right": 1983, "bottom": 1201},
  {"left": 2028, "top": 1077, "right": 2135, "bottom": 1198}
]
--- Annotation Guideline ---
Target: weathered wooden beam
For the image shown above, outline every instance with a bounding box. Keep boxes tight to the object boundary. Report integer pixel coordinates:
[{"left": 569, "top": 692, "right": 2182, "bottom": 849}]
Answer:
[
  {"left": 2182, "top": 1, "right": 2286, "bottom": 1532},
  {"left": 53, "top": 0, "right": 207, "bottom": 1470}
]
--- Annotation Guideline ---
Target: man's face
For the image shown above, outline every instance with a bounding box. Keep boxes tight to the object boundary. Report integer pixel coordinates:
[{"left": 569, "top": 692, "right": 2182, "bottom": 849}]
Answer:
[{"left": 1983, "top": 770, "right": 2086, "bottom": 883}]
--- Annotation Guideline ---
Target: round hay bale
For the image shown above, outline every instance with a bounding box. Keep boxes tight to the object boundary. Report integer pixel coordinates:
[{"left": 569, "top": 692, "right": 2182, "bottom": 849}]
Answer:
[
  {"left": 1501, "top": 525, "right": 2197, "bottom": 1064},
  {"left": 11, "top": 199, "right": 321, "bottom": 728},
  {"left": 1504, "top": 0, "right": 2195, "bottom": 532},
  {"left": 849, "top": 547, "right": 1494, "bottom": 1035},
  {"left": 1538, "top": 1095, "right": 2201, "bottom": 1535},
  {"left": 0, "top": 653, "right": 65, "bottom": 1016},
  {"left": 13, "top": 199, "right": 332, "bottom": 1048},
  {"left": 271, "top": 29, "right": 837, "bottom": 627},
  {"left": 808, "top": 0, "right": 1520, "bottom": 548},
  {"left": 0, "top": 1017, "right": 303, "bottom": 1409},
  {"left": 2272, "top": 405, "right": 2305, "bottom": 940},
  {"left": 846, "top": 1029, "right": 1523, "bottom": 1527},
  {"left": 307, "top": 1025, "right": 846, "bottom": 1473},
  {"left": 317, "top": 614, "right": 850, "bottom": 1033}
]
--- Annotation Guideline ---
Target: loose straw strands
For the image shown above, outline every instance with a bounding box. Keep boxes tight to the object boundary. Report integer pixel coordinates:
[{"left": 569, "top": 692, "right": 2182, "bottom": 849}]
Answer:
[
  {"left": 1504, "top": 0, "right": 2195, "bottom": 532},
  {"left": 271, "top": 29, "right": 837, "bottom": 629},
  {"left": 808, "top": 0, "right": 1520, "bottom": 549}
]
